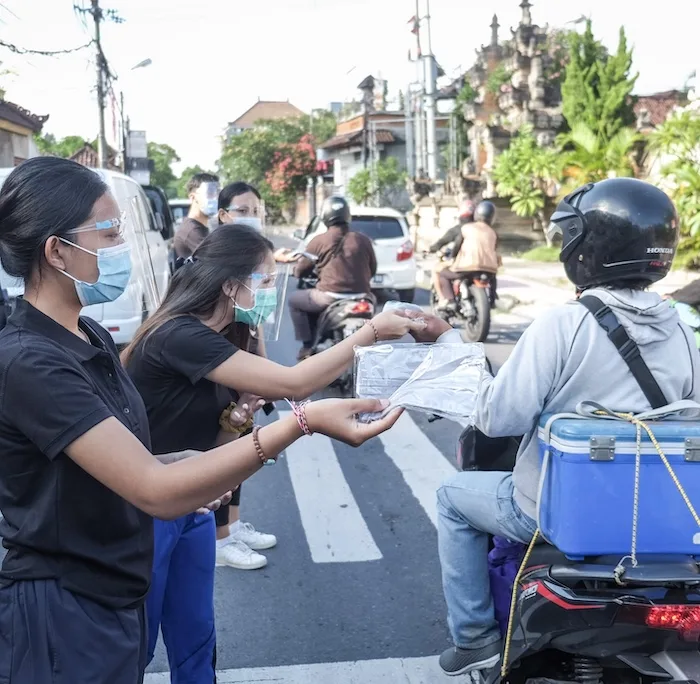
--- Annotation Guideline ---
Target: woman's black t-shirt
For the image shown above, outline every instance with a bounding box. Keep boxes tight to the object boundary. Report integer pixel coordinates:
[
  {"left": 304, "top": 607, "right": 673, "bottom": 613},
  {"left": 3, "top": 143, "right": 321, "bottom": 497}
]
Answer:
[
  {"left": 0, "top": 299, "right": 153, "bottom": 610},
  {"left": 125, "top": 317, "right": 239, "bottom": 454}
]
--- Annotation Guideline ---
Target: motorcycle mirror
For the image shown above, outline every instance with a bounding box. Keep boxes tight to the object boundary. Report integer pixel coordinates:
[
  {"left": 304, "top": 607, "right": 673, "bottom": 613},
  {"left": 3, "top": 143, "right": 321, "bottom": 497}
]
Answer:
[{"left": 292, "top": 250, "right": 319, "bottom": 262}]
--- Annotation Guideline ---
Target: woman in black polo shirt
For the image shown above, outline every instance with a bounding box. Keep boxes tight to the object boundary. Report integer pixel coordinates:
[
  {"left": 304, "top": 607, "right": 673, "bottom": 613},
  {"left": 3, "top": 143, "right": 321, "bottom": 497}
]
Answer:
[
  {"left": 121, "top": 224, "right": 424, "bottom": 683},
  {"left": 0, "top": 157, "right": 414, "bottom": 684}
]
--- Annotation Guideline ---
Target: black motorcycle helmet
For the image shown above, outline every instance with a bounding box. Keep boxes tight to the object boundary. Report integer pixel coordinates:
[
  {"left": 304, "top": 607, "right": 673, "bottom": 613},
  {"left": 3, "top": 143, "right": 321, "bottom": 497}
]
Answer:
[
  {"left": 321, "top": 196, "right": 351, "bottom": 228},
  {"left": 474, "top": 201, "right": 496, "bottom": 226},
  {"left": 547, "top": 178, "right": 679, "bottom": 289}
]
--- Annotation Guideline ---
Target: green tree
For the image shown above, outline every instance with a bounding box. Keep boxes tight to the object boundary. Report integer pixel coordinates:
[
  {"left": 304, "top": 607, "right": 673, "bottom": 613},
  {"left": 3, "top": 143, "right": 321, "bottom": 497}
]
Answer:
[
  {"left": 305, "top": 110, "right": 336, "bottom": 144},
  {"left": 486, "top": 64, "right": 512, "bottom": 95},
  {"left": 649, "top": 110, "right": 700, "bottom": 265},
  {"left": 172, "top": 165, "right": 217, "bottom": 199},
  {"left": 34, "top": 133, "right": 87, "bottom": 158},
  {"left": 558, "top": 122, "right": 639, "bottom": 191},
  {"left": 147, "top": 142, "right": 181, "bottom": 192},
  {"left": 561, "top": 20, "right": 636, "bottom": 140},
  {"left": 492, "top": 126, "right": 562, "bottom": 243},
  {"left": 219, "top": 115, "right": 334, "bottom": 216},
  {"left": 347, "top": 157, "right": 407, "bottom": 206}
]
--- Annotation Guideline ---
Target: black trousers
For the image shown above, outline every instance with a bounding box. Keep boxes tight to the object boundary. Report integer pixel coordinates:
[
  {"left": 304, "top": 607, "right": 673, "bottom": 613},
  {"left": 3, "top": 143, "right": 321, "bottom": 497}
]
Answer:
[
  {"left": 214, "top": 483, "right": 241, "bottom": 527},
  {"left": 0, "top": 579, "right": 147, "bottom": 684}
]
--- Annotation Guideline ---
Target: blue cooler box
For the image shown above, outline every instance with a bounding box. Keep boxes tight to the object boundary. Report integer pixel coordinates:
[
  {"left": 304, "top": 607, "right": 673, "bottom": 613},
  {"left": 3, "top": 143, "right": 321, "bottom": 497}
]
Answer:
[{"left": 537, "top": 416, "right": 700, "bottom": 558}]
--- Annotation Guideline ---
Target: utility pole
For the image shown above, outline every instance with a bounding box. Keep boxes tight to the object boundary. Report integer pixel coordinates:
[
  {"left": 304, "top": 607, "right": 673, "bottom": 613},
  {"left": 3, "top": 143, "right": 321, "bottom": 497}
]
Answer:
[
  {"left": 413, "top": 0, "right": 426, "bottom": 177},
  {"left": 75, "top": 1, "right": 123, "bottom": 169},
  {"left": 423, "top": 0, "right": 438, "bottom": 181},
  {"left": 120, "top": 91, "right": 127, "bottom": 173},
  {"left": 91, "top": 0, "right": 107, "bottom": 168}
]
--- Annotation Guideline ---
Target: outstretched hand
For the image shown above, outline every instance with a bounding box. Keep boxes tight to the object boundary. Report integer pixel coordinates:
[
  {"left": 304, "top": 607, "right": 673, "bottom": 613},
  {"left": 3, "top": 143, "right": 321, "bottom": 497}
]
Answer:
[
  {"left": 306, "top": 398, "right": 403, "bottom": 446},
  {"left": 403, "top": 310, "right": 453, "bottom": 343}
]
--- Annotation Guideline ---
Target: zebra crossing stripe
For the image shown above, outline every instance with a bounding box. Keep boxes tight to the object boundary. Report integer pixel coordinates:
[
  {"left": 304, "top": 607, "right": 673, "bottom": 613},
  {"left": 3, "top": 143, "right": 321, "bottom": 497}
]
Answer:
[
  {"left": 378, "top": 413, "right": 457, "bottom": 528},
  {"left": 281, "top": 413, "right": 383, "bottom": 563},
  {"left": 144, "top": 655, "right": 440, "bottom": 683}
]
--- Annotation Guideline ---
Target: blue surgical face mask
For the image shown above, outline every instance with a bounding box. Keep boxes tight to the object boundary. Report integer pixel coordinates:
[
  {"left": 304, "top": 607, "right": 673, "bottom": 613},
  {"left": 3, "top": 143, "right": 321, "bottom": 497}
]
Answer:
[
  {"left": 59, "top": 239, "right": 132, "bottom": 307},
  {"left": 234, "top": 286, "right": 278, "bottom": 327}
]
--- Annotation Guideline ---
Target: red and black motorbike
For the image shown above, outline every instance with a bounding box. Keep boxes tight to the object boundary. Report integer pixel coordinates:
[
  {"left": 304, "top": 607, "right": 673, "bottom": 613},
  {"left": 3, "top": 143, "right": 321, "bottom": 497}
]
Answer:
[
  {"left": 295, "top": 251, "right": 375, "bottom": 395},
  {"left": 429, "top": 248, "right": 494, "bottom": 343},
  {"left": 457, "top": 426, "right": 700, "bottom": 684}
]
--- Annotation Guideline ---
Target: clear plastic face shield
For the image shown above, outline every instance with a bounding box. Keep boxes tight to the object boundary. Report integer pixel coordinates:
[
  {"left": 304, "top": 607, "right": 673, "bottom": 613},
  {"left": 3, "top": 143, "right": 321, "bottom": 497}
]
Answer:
[
  {"left": 545, "top": 185, "right": 593, "bottom": 263},
  {"left": 220, "top": 196, "right": 267, "bottom": 235},
  {"left": 232, "top": 263, "right": 289, "bottom": 342},
  {"left": 195, "top": 182, "right": 220, "bottom": 217}
]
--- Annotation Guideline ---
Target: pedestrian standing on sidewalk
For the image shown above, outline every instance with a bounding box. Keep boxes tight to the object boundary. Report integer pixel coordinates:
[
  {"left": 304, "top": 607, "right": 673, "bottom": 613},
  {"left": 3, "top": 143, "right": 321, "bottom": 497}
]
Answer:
[
  {"left": 121, "top": 224, "right": 424, "bottom": 683},
  {"left": 172, "top": 172, "right": 219, "bottom": 260},
  {"left": 212, "top": 181, "right": 278, "bottom": 570},
  {"left": 0, "top": 157, "right": 408, "bottom": 684}
]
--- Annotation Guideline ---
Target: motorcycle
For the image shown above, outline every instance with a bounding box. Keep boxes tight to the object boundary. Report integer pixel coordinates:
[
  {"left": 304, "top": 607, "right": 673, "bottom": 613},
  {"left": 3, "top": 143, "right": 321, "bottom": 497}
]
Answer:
[
  {"left": 456, "top": 425, "right": 700, "bottom": 684},
  {"left": 295, "top": 251, "right": 375, "bottom": 395},
  {"left": 429, "top": 248, "right": 494, "bottom": 343}
]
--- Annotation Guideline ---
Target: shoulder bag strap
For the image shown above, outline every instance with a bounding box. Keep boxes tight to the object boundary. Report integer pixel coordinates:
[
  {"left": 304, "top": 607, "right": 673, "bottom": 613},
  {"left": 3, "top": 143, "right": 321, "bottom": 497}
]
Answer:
[{"left": 579, "top": 295, "right": 668, "bottom": 409}]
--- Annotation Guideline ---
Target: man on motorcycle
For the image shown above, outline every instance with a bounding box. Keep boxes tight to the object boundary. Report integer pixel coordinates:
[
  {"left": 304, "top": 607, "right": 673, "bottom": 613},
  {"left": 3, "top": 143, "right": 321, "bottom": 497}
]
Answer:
[
  {"left": 289, "top": 196, "right": 377, "bottom": 360},
  {"left": 435, "top": 200, "right": 500, "bottom": 311},
  {"left": 427, "top": 200, "right": 475, "bottom": 297},
  {"left": 414, "top": 179, "right": 700, "bottom": 677}
]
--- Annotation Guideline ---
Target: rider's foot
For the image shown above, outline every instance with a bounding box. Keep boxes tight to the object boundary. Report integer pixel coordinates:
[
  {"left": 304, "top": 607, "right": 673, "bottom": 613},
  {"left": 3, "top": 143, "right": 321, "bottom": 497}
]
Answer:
[{"left": 439, "top": 641, "right": 501, "bottom": 676}]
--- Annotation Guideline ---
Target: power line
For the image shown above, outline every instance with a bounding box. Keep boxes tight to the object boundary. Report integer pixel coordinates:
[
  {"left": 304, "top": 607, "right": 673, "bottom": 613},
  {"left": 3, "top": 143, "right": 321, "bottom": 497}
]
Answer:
[{"left": 0, "top": 38, "right": 94, "bottom": 56}]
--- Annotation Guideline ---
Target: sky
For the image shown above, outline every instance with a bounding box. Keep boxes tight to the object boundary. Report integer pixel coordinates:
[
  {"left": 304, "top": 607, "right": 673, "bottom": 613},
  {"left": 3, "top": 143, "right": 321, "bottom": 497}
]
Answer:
[{"left": 2, "top": 0, "right": 698, "bottom": 174}]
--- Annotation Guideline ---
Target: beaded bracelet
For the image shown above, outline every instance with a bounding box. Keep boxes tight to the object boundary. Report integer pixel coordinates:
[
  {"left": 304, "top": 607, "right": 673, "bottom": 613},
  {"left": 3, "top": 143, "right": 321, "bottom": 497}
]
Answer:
[
  {"left": 365, "top": 320, "right": 379, "bottom": 344},
  {"left": 252, "top": 425, "right": 276, "bottom": 465},
  {"left": 286, "top": 399, "right": 312, "bottom": 436}
]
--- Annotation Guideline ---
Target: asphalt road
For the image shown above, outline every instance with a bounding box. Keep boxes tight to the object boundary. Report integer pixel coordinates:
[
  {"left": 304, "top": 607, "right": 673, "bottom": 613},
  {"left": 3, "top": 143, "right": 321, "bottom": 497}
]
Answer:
[{"left": 145, "top": 267, "right": 527, "bottom": 682}]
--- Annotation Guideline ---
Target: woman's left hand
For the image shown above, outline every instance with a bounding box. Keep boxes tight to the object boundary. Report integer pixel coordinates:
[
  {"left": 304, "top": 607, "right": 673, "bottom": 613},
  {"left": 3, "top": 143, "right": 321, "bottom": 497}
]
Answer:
[
  {"left": 228, "top": 394, "right": 266, "bottom": 427},
  {"left": 196, "top": 490, "right": 233, "bottom": 515}
]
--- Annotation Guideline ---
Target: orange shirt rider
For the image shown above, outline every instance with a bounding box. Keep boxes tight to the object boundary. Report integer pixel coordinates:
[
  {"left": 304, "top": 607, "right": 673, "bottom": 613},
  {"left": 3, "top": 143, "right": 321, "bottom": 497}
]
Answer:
[{"left": 451, "top": 221, "right": 501, "bottom": 274}]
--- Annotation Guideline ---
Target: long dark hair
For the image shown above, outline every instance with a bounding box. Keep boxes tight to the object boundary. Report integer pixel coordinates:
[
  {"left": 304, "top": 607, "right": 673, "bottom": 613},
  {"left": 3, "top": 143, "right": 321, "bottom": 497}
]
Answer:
[
  {"left": 0, "top": 157, "right": 108, "bottom": 282},
  {"left": 122, "top": 224, "right": 273, "bottom": 365}
]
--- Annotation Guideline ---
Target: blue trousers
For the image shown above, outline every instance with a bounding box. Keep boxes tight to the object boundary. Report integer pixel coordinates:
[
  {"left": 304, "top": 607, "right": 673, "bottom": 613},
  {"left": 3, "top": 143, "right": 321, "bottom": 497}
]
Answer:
[{"left": 147, "top": 512, "right": 216, "bottom": 684}]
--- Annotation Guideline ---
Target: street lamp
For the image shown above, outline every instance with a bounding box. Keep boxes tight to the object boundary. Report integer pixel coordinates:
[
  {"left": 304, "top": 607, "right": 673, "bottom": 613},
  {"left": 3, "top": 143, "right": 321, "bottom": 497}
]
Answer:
[{"left": 121, "top": 58, "right": 152, "bottom": 173}]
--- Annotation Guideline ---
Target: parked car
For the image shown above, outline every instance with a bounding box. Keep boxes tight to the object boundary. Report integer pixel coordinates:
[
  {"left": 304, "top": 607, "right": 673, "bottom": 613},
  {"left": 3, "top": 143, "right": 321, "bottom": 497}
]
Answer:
[
  {"left": 0, "top": 168, "right": 170, "bottom": 346},
  {"left": 169, "top": 198, "right": 191, "bottom": 226},
  {"left": 294, "top": 206, "right": 417, "bottom": 302}
]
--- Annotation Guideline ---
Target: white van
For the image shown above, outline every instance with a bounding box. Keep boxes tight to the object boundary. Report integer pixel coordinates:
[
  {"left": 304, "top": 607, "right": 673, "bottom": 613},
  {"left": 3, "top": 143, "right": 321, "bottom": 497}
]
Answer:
[{"left": 0, "top": 168, "right": 170, "bottom": 345}]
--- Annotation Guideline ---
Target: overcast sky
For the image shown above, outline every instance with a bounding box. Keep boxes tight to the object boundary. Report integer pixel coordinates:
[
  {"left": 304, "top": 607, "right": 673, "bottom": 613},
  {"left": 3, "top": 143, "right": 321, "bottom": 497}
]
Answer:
[{"left": 3, "top": 0, "right": 698, "bottom": 173}]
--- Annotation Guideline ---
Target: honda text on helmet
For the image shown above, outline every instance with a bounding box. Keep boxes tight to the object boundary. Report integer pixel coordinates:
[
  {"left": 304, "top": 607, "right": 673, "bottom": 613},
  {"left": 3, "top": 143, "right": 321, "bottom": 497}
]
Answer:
[
  {"left": 321, "top": 196, "right": 351, "bottom": 228},
  {"left": 474, "top": 201, "right": 496, "bottom": 226},
  {"left": 547, "top": 178, "right": 679, "bottom": 290}
]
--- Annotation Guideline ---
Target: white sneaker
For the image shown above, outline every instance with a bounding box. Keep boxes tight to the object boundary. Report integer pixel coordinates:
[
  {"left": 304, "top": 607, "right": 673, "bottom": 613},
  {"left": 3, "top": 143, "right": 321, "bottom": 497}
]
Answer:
[
  {"left": 216, "top": 540, "right": 267, "bottom": 570},
  {"left": 230, "top": 522, "right": 277, "bottom": 551}
]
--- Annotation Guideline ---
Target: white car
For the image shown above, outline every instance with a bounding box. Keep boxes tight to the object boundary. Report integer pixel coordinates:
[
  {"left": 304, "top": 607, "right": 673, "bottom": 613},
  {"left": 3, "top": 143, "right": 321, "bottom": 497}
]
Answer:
[
  {"left": 0, "top": 168, "right": 170, "bottom": 346},
  {"left": 295, "top": 206, "right": 417, "bottom": 302},
  {"left": 169, "top": 198, "right": 191, "bottom": 226}
]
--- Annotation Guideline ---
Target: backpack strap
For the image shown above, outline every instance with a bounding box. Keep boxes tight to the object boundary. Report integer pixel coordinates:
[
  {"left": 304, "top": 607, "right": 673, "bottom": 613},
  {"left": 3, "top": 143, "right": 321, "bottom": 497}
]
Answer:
[{"left": 578, "top": 295, "right": 668, "bottom": 410}]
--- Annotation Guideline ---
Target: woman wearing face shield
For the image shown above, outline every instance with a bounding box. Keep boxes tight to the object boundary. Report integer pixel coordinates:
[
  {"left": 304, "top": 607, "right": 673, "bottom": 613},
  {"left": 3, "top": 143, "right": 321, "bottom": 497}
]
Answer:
[
  {"left": 121, "top": 224, "right": 425, "bottom": 682},
  {"left": 213, "top": 181, "right": 277, "bottom": 570},
  {"left": 0, "top": 157, "right": 417, "bottom": 684}
]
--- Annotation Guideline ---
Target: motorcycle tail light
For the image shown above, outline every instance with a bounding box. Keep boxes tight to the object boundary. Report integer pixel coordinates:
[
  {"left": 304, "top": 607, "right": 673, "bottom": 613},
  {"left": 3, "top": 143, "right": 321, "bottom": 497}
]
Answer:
[
  {"left": 619, "top": 605, "right": 700, "bottom": 641},
  {"left": 349, "top": 300, "right": 373, "bottom": 315},
  {"left": 397, "top": 240, "right": 414, "bottom": 262}
]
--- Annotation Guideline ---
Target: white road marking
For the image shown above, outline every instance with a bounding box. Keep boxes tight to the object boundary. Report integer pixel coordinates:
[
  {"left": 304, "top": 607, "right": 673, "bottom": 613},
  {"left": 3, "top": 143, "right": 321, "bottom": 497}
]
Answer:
[
  {"left": 281, "top": 412, "right": 382, "bottom": 563},
  {"left": 378, "top": 413, "right": 457, "bottom": 528},
  {"left": 145, "top": 656, "right": 441, "bottom": 683}
]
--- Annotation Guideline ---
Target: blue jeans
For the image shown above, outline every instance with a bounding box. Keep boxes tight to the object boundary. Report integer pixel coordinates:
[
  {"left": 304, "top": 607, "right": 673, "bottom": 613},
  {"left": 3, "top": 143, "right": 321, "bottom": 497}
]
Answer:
[
  {"left": 147, "top": 512, "right": 216, "bottom": 683},
  {"left": 437, "top": 471, "right": 537, "bottom": 649}
]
